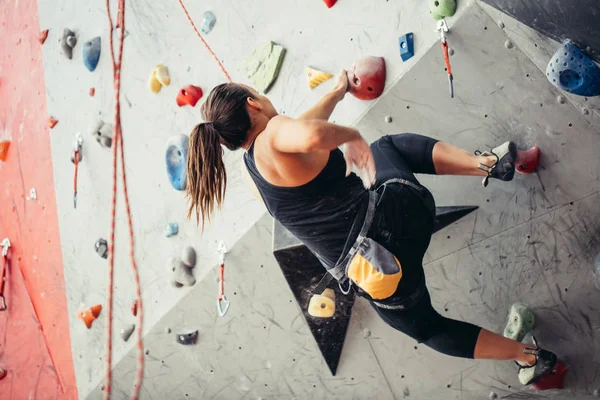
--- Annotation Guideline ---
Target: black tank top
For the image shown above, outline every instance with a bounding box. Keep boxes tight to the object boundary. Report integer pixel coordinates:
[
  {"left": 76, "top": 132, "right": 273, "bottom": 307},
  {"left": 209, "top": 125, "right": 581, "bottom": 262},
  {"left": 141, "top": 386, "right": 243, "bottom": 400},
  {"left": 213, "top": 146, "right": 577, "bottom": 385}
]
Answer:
[{"left": 244, "top": 142, "right": 369, "bottom": 268}]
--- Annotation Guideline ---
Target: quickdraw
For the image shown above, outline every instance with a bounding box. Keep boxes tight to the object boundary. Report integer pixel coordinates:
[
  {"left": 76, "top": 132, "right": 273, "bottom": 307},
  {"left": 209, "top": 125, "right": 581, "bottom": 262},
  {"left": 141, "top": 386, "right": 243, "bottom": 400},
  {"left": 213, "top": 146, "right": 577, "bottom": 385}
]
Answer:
[
  {"left": 1, "top": 238, "right": 11, "bottom": 311},
  {"left": 435, "top": 19, "right": 454, "bottom": 98},
  {"left": 216, "top": 241, "right": 230, "bottom": 317},
  {"left": 71, "top": 133, "right": 83, "bottom": 209}
]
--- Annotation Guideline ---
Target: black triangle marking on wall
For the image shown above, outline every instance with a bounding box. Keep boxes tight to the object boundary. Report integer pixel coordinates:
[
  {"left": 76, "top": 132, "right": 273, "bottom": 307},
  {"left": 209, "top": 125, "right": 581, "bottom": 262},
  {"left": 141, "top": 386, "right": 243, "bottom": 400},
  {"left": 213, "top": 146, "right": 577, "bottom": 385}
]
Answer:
[{"left": 272, "top": 205, "right": 477, "bottom": 375}]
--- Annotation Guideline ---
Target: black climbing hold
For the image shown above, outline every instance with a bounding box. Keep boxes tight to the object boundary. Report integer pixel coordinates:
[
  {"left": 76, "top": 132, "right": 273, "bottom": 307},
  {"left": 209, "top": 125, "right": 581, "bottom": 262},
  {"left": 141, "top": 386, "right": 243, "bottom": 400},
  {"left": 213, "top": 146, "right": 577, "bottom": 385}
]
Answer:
[
  {"left": 176, "top": 330, "right": 198, "bottom": 345},
  {"left": 95, "top": 238, "right": 108, "bottom": 259},
  {"left": 433, "top": 206, "right": 478, "bottom": 233}
]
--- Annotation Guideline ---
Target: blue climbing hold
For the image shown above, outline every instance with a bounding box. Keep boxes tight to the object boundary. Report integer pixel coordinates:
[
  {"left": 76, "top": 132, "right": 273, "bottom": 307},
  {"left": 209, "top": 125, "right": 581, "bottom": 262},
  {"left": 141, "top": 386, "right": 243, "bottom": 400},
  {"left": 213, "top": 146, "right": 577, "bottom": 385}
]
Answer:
[
  {"left": 83, "top": 37, "right": 101, "bottom": 72},
  {"left": 165, "top": 222, "right": 179, "bottom": 237},
  {"left": 399, "top": 33, "right": 415, "bottom": 62},
  {"left": 166, "top": 134, "right": 189, "bottom": 191},
  {"left": 201, "top": 11, "right": 216, "bottom": 34},
  {"left": 545, "top": 41, "right": 600, "bottom": 97}
]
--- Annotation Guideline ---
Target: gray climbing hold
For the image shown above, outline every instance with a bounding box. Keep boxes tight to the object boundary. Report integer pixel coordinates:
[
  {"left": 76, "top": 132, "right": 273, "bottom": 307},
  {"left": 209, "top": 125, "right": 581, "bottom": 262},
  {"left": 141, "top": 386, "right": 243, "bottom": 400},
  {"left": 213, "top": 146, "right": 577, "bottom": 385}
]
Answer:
[
  {"left": 99, "top": 136, "right": 112, "bottom": 148},
  {"left": 164, "top": 327, "right": 172, "bottom": 334},
  {"left": 384, "top": 116, "right": 392, "bottom": 123},
  {"left": 82, "top": 37, "right": 101, "bottom": 72},
  {"left": 90, "top": 119, "right": 113, "bottom": 148},
  {"left": 582, "top": 108, "right": 590, "bottom": 115},
  {"left": 95, "top": 238, "right": 108, "bottom": 259},
  {"left": 505, "top": 40, "right": 513, "bottom": 49},
  {"left": 497, "top": 20, "right": 505, "bottom": 29},
  {"left": 121, "top": 324, "right": 135, "bottom": 342},
  {"left": 59, "top": 28, "right": 77, "bottom": 59},
  {"left": 176, "top": 330, "right": 199, "bottom": 345},
  {"left": 363, "top": 328, "right": 371, "bottom": 338},
  {"left": 145, "top": 349, "right": 150, "bottom": 355},
  {"left": 503, "top": 302, "right": 535, "bottom": 342},
  {"left": 169, "top": 256, "right": 196, "bottom": 287},
  {"left": 403, "top": 387, "right": 410, "bottom": 397},
  {"left": 164, "top": 222, "right": 179, "bottom": 237},
  {"left": 557, "top": 95, "right": 566, "bottom": 104},
  {"left": 181, "top": 245, "right": 196, "bottom": 268},
  {"left": 201, "top": 11, "right": 216, "bottom": 34},
  {"left": 489, "top": 392, "right": 498, "bottom": 400},
  {"left": 448, "top": 48, "right": 454, "bottom": 56}
]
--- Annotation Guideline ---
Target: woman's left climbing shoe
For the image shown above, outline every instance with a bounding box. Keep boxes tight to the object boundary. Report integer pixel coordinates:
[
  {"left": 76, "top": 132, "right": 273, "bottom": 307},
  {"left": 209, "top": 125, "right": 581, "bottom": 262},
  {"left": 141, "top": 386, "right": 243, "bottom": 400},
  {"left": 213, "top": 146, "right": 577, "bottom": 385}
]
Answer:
[
  {"left": 475, "top": 142, "right": 541, "bottom": 187},
  {"left": 517, "top": 336, "right": 560, "bottom": 388}
]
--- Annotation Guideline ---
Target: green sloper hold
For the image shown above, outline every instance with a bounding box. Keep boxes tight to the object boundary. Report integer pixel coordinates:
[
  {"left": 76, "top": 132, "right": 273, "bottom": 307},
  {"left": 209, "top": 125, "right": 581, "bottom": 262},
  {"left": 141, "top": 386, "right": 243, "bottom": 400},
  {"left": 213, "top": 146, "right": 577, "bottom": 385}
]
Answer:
[
  {"left": 429, "top": 0, "right": 456, "bottom": 19},
  {"left": 240, "top": 41, "right": 286, "bottom": 94},
  {"left": 503, "top": 303, "right": 535, "bottom": 342}
]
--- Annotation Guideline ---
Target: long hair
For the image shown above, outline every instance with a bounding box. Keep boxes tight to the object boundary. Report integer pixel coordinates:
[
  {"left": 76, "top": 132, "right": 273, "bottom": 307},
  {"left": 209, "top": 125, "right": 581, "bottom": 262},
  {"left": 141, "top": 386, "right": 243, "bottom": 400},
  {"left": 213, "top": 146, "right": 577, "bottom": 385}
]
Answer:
[{"left": 186, "top": 83, "right": 255, "bottom": 230}]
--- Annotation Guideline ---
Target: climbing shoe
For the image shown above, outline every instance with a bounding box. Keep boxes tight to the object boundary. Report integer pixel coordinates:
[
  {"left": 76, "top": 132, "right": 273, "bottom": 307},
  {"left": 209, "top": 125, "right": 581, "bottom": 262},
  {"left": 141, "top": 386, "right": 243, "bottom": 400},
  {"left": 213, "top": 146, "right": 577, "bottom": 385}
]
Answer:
[
  {"left": 516, "top": 337, "right": 558, "bottom": 386},
  {"left": 475, "top": 141, "right": 517, "bottom": 187}
]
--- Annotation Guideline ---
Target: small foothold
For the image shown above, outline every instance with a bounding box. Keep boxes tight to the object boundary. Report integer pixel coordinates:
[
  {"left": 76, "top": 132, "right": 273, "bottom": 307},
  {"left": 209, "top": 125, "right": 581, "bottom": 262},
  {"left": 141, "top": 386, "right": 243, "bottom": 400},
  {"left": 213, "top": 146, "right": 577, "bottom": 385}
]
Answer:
[
  {"left": 448, "top": 48, "right": 454, "bottom": 56},
  {"left": 169, "top": 257, "right": 196, "bottom": 286},
  {"left": 78, "top": 304, "right": 102, "bottom": 329},
  {"left": 384, "top": 116, "right": 392, "bottom": 123},
  {"left": 363, "top": 328, "right": 371, "bottom": 338},
  {"left": 0, "top": 368, "right": 6, "bottom": 380},
  {"left": 164, "top": 327, "right": 171, "bottom": 334},
  {"left": 28, "top": 188, "right": 37, "bottom": 200},
  {"left": 0, "top": 141, "right": 10, "bottom": 162},
  {"left": 497, "top": 20, "right": 505, "bottom": 29},
  {"left": 306, "top": 66, "right": 333, "bottom": 89},
  {"left": 95, "top": 238, "right": 108, "bottom": 259},
  {"left": 89, "top": 87, "right": 95, "bottom": 97},
  {"left": 347, "top": 56, "right": 387, "bottom": 100},
  {"left": 148, "top": 68, "right": 162, "bottom": 93},
  {"left": 165, "top": 222, "right": 179, "bottom": 237},
  {"left": 240, "top": 41, "right": 286, "bottom": 94},
  {"left": 165, "top": 134, "right": 189, "bottom": 191},
  {"left": 155, "top": 65, "right": 170, "bottom": 86},
  {"left": 429, "top": 0, "right": 456, "bottom": 19},
  {"left": 176, "top": 85, "right": 203, "bottom": 107},
  {"left": 176, "top": 330, "right": 199, "bottom": 345},
  {"left": 181, "top": 246, "right": 196, "bottom": 268},
  {"left": 59, "top": 28, "right": 77, "bottom": 59},
  {"left": 308, "top": 288, "right": 335, "bottom": 318},
  {"left": 582, "top": 108, "right": 589, "bottom": 115},
  {"left": 505, "top": 40, "right": 514, "bottom": 49},
  {"left": 323, "top": 0, "right": 337, "bottom": 8},
  {"left": 398, "top": 33, "right": 415, "bottom": 62},
  {"left": 131, "top": 300, "right": 138, "bottom": 316},
  {"left": 201, "top": 11, "right": 216, "bottom": 34},
  {"left": 503, "top": 303, "right": 535, "bottom": 342},
  {"left": 557, "top": 95, "right": 566, "bottom": 104},
  {"left": 489, "top": 392, "right": 498, "bottom": 400},
  {"left": 39, "top": 29, "right": 49, "bottom": 45},
  {"left": 48, "top": 117, "right": 58, "bottom": 129},
  {"left": 82, "top": 37, "right": 101, "bottom": 72},
  {"left": 121, "top": 324, "right": 135, "bottom": 342}
]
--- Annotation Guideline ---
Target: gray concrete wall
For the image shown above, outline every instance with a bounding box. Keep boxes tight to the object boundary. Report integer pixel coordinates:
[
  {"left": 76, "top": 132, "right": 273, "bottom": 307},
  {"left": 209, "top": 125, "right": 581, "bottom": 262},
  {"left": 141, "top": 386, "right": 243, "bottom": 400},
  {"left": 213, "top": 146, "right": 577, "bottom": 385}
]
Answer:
[{"left": 90, "top": 3, "right": 600, "bottom": 399}]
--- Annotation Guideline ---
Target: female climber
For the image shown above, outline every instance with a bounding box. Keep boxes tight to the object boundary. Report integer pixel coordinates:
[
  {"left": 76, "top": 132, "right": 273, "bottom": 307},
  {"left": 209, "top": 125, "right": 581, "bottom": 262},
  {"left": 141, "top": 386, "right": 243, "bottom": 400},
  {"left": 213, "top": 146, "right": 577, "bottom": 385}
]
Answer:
[{"left": 184, "top": 71, "right": 556, "bottom": 386}]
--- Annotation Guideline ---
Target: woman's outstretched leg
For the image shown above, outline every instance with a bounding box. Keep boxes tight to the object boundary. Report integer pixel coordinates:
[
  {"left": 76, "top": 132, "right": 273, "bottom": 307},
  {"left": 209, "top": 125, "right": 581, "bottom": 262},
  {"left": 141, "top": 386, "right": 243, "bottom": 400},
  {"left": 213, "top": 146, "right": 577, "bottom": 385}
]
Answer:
[{"left": 432, "top": 141, "right": 496, "bottom": 176}]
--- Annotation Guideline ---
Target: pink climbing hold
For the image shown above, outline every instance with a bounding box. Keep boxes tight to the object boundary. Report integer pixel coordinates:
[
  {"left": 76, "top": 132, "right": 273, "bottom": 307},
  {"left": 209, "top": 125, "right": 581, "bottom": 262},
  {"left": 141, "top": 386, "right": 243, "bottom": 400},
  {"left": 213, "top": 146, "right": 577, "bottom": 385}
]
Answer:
[
  {"left": 48, "top": 117, "right": 58, "bottom": 129},
  {"left": 176, "top": 85, "right": 203, "bottom": 107},
  {"left": 39, "top": 29, "right": 49, "bottom": 45},
  {"left": 346, "top": 56, "right": 387, "bottom": 101}
]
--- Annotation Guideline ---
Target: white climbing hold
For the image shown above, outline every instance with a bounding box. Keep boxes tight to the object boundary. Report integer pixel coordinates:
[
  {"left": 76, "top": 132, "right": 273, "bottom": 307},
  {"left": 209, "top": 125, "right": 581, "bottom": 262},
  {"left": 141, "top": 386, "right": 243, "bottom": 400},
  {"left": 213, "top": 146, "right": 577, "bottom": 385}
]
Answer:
[
  {"left": 121, "top": 324, "right": 135, "bottom": 342},
  {"left": 497, "top": 20, "right": 505, "bottom": 29},
  {"left": 181, "top": 246, "right": 196, "bottom": 268},
  {"left": 504, "top": 40, "right": 513, "bottom": 49},
  {"left": 384, "top": 116, "right": 392, "bottom": 123},
  {"left": 155, "top": 65, "right": 170, "bottom": 87},
  {"left": 557, "top": 95, "right": 566, "bottom": 104},
  {"left": 169, "top": 256, "right": 196, "bottom": 287},
  {"left": 28, "top": 188, "right": 37, "bottom": 200},
  {"left": 489, "top": 392, "right": 498, "bottom": 400},
  {"left": 363, "top": 328, "right": 371, "bottom": 338}
]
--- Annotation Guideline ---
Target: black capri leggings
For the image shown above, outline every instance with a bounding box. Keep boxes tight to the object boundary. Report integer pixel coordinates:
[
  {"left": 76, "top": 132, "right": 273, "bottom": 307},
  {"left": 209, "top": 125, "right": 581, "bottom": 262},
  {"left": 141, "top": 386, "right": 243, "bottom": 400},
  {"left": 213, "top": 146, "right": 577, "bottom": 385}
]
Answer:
[{"left": 365, "top": 133, "right": 482, "bottom": 359}]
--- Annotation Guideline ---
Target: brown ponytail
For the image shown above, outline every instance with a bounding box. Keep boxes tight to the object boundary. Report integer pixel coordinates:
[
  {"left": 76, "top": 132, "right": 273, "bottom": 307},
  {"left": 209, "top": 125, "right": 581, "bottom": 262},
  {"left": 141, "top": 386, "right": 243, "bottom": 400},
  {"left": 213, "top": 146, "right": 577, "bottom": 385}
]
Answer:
[{"left": 185, "top": 83, "right": 255, "bottom": 230}]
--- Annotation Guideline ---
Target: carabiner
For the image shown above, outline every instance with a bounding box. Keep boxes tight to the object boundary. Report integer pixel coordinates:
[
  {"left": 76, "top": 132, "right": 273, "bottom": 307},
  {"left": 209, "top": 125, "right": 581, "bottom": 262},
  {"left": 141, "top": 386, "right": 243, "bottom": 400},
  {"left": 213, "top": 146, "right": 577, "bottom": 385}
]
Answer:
[{"left": 217, "top": 295, "right": 230, "bottom": 317}]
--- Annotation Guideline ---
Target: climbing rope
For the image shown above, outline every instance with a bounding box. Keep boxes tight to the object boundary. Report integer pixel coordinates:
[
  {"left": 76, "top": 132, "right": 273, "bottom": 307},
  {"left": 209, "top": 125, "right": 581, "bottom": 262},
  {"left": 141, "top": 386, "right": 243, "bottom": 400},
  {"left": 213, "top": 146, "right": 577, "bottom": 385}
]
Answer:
[
  {"left": 103, "top": 0, "right": 144, "bottom": 399},
  {"left": 177, "top": 0, "right": 233, "bottom": 83}
]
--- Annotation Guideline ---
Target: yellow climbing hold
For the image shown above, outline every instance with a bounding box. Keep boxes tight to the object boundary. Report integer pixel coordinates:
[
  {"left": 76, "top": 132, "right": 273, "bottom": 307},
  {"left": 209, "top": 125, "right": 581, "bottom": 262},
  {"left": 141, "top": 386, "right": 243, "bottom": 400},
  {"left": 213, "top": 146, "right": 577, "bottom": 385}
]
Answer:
[
  {"left": 155, "top": 64, "right": 170, "bottom": 86},
  {"left": 308, "top": 288, "right": 335, "bottom": 318},
  {"left": 306, "top": 66, "right": 333, "bottom": 89},
  {"left": 149, "top": 68, "right": 162, "bottom": 93}
]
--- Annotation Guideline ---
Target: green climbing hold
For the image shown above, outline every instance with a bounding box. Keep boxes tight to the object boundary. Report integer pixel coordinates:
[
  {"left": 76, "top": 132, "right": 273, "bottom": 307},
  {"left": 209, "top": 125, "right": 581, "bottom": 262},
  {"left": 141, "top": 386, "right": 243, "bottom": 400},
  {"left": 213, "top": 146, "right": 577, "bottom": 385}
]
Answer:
[
  {"left": 503, "top": 303, "right": 535, "bottom": 342},
  {"left": 429, "top": 0, "right": 456, "bottom": 19},
  {"left": 240, "top": 41, "right": 286, "bottom": 94}
]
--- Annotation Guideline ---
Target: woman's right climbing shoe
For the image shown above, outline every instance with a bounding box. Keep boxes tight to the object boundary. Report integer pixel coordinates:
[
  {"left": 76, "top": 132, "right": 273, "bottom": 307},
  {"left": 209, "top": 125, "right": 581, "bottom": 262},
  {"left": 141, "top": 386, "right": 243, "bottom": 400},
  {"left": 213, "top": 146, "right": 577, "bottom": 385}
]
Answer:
[
  {"left": 516, "top": 336, "right": 558, "bottom": 386},
  {"left": 475, "top": 141, "right": 517, "bottom": 187}
]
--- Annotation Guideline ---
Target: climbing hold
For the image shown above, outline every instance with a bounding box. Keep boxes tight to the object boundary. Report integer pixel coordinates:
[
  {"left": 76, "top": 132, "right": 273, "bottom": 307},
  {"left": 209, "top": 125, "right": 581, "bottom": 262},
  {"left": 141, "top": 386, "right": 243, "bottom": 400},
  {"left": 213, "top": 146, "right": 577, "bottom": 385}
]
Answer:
[
  {"left": 530, "top": 361, "right": 568, "bottom": 390},
  {"left": 90, "top": 119, "right": 113, "bottom": 148},
  {"left": 308, "top": 288, "right": 335, "bottom": 318},
  {"left": 59, "top": 28, "right": 77, "bottom": 59},
  {"left": 503, "top": 303, "right": 535, "bottom": 342},
  {"left": 363, "top": 328, "right": 371, "bottom": 338},
  {"left": 346, "top": 56, "right": 387, "bottom": 101},
  {"left": 240, "top": 41, "right": 287, "bottom": 94},
  {"left": 27, "top": 188, "right": 37, "bottom": 200},
  {"left": 489, "top": 392, "right": 498, "bottom": 400},
  {"left": 82, "top": 37, "right": 101, "bottom": 72},
  {"left": 95, "top": 238, "right": 108, "bottom": 259},
  {"left": 556, "top": 95, "right": 566, "bottom": 104},
  {"left": 176, "top": 85, "right": 203, "bottom": 107},
  {"left": 39, "top": 29, "right": 49, "bottom": 45},
  {"left": 582, "top": 108, "right": 590, "bottom": 115},
  {"left": 515, "top": 146, "right": 541, "bottom": 174},
  {"left": 306, "top": 67, "right": 333, "bottom": 89},
  {"left": 505, "top": 40, "right": 514, "bottom": 49},
  {"left": 384, "top": 116, "right": 392, "bottom": 123},
  {"left": 48, "top": 117, "right": 58, "bottom": 129},
  {"left": 429, "top": 0, "right": 456, "bottom": 20},
  {"left": 148, "top": 68, "right": 162, "bottom": 94},
  {"left": 0, "top": 368, "right": 6, "bottom": 380},
  {"left": 448, "top": 48, "right": 454, "bottom": 56},
  {"left": 164, "top": 327, "right": 172, "bottom": 334},
  {"left": 323, "top": 0, "right": 337, "bottom": 8},
  {"left": 78, "top": 304, "right": 102, "bottom": 329},
  {"left": 403, "top": 388, "right": 410, "bottom": 397},
  {"left": 593, "top": 388, "right": 600, "bottom": 397},
  {"left": 181, "top": 246, "right": 196, "bottom": 268},
  {"left": 398, "top": 33, "right": 415, "bottom": 62},
  {"left": 546, "top": 41, "right": 600, "bottom": 97},
  {"left": 169, "top": 256, "right": 196, "bottom": 287},
  {"left": 176, "top": 330, "right": 199, "bottom": 345},
  {"left": 497, "top": 20, "right": 505, "bottom": 29},
  {"left": 155, "top": 65, "right": 170, "bottom": 87},
  {"left": 201, "top": 11, "right": 216, "bottom": 34},
  {"left": 89, "top": 87, "right": 95, "bottom": 97},
  {"left": 121, "top": 324, "right": 135, "bottom": 342},
  {"left": 0, "top": 141, "right": 10, "bottom": 162},
  {"left": 165, "top": 134, "right": 189, "bottom": 191},
  {"left": 131, "top": 299, "right": 138, "bottom": 316},
  {"left": 164, "top": 222, "right": 179, "bottom": 237}
]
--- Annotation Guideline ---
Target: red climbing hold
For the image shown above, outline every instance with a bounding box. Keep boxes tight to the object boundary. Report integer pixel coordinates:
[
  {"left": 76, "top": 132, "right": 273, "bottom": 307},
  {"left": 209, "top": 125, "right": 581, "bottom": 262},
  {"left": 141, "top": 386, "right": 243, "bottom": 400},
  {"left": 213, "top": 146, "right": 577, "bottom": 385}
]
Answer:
[
  {"left": 89, "top": 87, "right": 95, "bottom": 97},
  {"left": 176, "top": 85, "right": 203, "bottom": 107},
  {"left": 131, "top": 299, "right": 138, "bottom": 316},
  {"left": 48, "top": 117, "right": 58, "bottom": 129},
  {"left": 323, "top": 0, "right": 337, "bottom": 8},
  {"left": 0, "top": 141, "right": 10, "bottom": 162},
  {"left": 346, "top": 56, "right": 387, "bottom": 101},
  {"left": 516, "top": 146, "right": 540, "bottom": 174},
  {"left": 0, "top": 367, "right": 6, "bottom": 380},
  {"left": 39, "top": 29, "right": 49, "bottom": 45},
  {"left": 78, "top": 304, "right": 102, "bottom": 329},
  {"left": 532, "top": 361, "right": 568, "bottom": 390}
]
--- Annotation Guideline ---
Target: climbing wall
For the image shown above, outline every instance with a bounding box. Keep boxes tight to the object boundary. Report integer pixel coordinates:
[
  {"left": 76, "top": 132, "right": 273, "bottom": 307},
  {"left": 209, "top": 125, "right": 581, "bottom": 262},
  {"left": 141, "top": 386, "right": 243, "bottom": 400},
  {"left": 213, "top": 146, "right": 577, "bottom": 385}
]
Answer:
[{"left": 87, "top": 3, "right": 600, "bottom": 399}]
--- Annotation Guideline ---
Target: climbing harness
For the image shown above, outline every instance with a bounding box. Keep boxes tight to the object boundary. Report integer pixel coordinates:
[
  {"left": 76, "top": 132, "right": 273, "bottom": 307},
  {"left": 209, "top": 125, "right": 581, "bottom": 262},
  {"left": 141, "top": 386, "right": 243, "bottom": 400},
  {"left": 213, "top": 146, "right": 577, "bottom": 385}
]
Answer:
[
  {"left": 0, "top": 238, "right": 11, "bottom": 311},
  {"left": 216, "top": 241, "right": 230, "bottom": 317},
  {"left": 435, "top": 19, "right": 454, "bottom": 98},
  {"left": 71, "top": 133, "right": 83, "bottom": 209}
]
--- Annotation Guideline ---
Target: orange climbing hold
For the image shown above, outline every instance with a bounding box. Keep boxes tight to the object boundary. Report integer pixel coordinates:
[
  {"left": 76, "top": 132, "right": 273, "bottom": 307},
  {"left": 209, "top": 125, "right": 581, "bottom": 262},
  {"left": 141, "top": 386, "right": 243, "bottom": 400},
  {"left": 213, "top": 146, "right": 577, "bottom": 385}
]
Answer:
[
  {"left": 323, "top": 0, "right": 337, "bottom": 8},
  {"left": 89, "top": 87, "right": 95, "bottom": 97},
  {"left": 39, "top": 29, "right": 49, "bottom": 45},
  {"left": 0, "top": 141, "right": 10, "bottom": 162},
  {"left": 78, "top": 304, "right": 102, "bottom": 329},
  {"left": 176, "top": 85, "right": 203, "bottom": 107},
  {"left": 48, "top": 117, "right": 58, "bottom": 129}
]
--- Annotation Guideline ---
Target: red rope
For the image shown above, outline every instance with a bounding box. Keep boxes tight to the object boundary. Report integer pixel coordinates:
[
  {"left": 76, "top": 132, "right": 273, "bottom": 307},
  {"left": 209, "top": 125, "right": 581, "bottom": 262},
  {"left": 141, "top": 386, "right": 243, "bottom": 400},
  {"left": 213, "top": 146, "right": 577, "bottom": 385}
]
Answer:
[
  {"left": 177, "top": 0, "right": 233, "bottom": 83},
  {"left": 104, "top": 1, "right": 144, "bottom": 399}
]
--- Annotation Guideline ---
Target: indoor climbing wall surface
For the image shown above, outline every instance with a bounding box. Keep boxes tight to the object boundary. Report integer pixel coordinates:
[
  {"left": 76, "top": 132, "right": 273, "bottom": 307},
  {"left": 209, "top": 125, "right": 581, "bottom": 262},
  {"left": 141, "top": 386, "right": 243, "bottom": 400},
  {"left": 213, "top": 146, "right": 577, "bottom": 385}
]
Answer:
[
  {"left": 36, "top": 0, "right": 476, "bottom": 396},
  {"left": 89, "top": 3, "right": 600, "bottom": 399}
]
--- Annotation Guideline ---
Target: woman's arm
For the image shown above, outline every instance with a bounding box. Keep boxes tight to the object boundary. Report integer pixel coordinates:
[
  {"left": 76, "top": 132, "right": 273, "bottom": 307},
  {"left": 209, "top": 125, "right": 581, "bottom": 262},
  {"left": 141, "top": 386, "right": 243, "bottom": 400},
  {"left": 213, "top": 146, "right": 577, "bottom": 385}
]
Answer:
[{"left": 298, "top": 70, "right": 348, "bottom": 121}]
